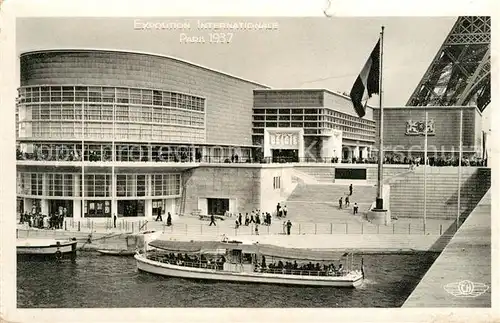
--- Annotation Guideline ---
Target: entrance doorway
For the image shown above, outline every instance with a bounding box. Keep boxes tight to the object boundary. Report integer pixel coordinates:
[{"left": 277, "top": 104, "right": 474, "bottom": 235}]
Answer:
[
  {"left": 118, "top": 200, "right": 145, "bottom": 217},
  {"left": 49, "top": 200, "right": 73, "bottom": 217},
  {"left": 342, "top": 147, "right": 350, "bottom": 161},
  {"left": 207, "top": 198, "right": 229, "bottom": 215},
  {"left": 271, "top": 149, "right": 298, "bottom": 163}
]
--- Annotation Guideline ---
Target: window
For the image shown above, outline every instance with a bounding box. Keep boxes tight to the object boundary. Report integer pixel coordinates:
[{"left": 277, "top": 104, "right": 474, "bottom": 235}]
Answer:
[
  {"left": 84, "top": 174, "right": 111, "bottom": 197},
  {"left": 30, "top": 173, "right": 43, "bottom": 196},
  {"left": 151, "top": 173, "right": 181, "bottom": 196},
  {"left": 273, "top": 176, "right": 281, "bottom": 190}
]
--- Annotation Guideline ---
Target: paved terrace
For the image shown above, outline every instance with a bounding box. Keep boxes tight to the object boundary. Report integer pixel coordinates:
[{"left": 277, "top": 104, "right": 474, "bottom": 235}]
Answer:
[
  {"left": 17, "top": 212, "right": 456, "bottom": 253},
  {"left": 403, "top": 189, "right": 491, "bottom": 307}
]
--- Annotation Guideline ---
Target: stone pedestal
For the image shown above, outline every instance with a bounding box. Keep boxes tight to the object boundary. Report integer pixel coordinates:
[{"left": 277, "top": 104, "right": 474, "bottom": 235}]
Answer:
[{"left": 367, "top": 208, "right": 391, "bottom": 225}]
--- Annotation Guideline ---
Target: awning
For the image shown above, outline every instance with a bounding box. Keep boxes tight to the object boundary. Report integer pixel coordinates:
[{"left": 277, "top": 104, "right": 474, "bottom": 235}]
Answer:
[
  {"left": 256, "top": 244, "right": 348, "bottom": 261},
  {"left": 149, "top": 240, "right": 221, "bottom": 253},
  {"left": 149, "top": 240, "right": 348, "bottom": 261}
]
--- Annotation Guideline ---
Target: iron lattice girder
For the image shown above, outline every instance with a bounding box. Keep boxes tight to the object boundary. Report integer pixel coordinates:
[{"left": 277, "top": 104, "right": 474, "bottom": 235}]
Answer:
[{"left": 406, "top": 16, "right": 490, "bottom": 111}]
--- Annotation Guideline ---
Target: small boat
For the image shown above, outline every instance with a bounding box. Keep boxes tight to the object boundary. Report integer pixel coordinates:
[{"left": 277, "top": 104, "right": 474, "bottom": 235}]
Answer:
[
  {"left": 17, "top": 238, "right": 77, "bottom": 260},
  {"left": 97, "top": 249, "right": 137, "bottom": 256},
  {"left": 135, "top": 239, "right": 364, "bottom": 288}
]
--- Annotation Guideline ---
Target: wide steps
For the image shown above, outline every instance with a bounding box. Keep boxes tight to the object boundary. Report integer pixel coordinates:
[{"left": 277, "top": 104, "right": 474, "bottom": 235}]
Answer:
[{"left": 389, "top": 167, "right": 490, "bottom": 220}]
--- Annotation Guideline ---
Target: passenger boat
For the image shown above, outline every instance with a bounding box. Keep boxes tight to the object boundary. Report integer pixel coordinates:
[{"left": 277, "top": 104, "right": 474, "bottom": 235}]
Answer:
[
  {"left": 17, "top": 238, "right": 78, "bottom": 260},
  {"left": 135, "top": 239, "right": 364, "bottom": 287}
]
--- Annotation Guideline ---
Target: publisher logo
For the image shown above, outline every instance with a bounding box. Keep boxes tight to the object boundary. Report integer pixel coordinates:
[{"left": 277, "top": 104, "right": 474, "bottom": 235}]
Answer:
[{"left": 444, "top": 280, "right": 489, "bottom": 297}]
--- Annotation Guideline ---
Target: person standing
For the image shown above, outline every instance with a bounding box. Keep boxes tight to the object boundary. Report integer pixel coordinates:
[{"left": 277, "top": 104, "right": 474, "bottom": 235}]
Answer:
[
  {"left": 209, "top": 214, "right": 216, "bottom": 226},
  {"left": 245, "top": 213, "right": 249, "bottom": 226},
  {"left": 353, "top": 203, "right": 359, "bottom": 215},
  {"left": 238, "top": 213, "right": 242, "bottom": 226},
  {"left": 166, "top": 212, "right": 172, "bottom": 226},
  {"left": 349, "top": 184, "right": 353, "bottom": 196},
  {"left": 255, "top": 223, "right": 259, "bottom": 235},
  {"left": 283, "top": 205, "right": 288, "bottom": 217},
  {"left": 338, "top": 197, "right": 343, "bottom": 209},
  {"left": 345, "top": 195, "right": 350, "bottom": 207},
  {"left": 113, "top": 213, "right": 117, "bottom": 228},
  {"left": 276, "top": 203, "right": 281, "bottom": 217},
  {"left": 286, "top": 220, "right": 292, "bottom": 235}
]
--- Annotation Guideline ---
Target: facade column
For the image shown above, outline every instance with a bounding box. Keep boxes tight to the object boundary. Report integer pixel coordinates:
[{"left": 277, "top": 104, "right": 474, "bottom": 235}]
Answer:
[
  {"left": 145, "top": 199, "right": 153, "bottom": 219},
  {"left": 361, "top": 147, "right": 368, "bottom": 160},
  {"left": 73, "top": 174, "right": 81, "bottom": 219},
  {"left": 353, "top": 146, "right": 360, "bottom": 159},
  {"left": 111, "top": 172, "right": 117, "bottom": 217},
  {"left": 41, "top": 174, "right": 49, "bottom": 215}
]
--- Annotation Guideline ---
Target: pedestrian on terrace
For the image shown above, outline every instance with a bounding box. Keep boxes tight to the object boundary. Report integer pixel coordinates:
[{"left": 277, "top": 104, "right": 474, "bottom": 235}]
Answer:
[{"left": 209, "top": 214, "right": 216, "bottom": 226}]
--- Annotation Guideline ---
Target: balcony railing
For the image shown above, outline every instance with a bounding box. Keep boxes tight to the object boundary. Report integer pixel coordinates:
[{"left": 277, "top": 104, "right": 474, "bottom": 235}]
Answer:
[{"left": 16, "top": 151, "right": 487, "bottom": 167}]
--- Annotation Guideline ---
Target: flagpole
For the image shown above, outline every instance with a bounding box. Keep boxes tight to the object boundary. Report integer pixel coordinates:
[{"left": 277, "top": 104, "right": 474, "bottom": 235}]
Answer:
[
  {"left": 112, "top": 97, "right": 116, "bottom": 219},
  {"left": 81, "top": 100, "right": 85, "bottom": 219},
  {"left": 457, "top": 109, "right": 463, "bottom": 231},
  {"left": 376, "top": 26, "right": 385, "bottom": 210},
  {"left": 423, "top": 111, "right": 428, "bottom": 229}
]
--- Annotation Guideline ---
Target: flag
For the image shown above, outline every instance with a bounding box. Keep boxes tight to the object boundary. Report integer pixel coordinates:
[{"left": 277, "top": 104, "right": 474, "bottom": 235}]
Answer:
[{"left": 349, "top": 39, "right": 380, "bottom": 118}]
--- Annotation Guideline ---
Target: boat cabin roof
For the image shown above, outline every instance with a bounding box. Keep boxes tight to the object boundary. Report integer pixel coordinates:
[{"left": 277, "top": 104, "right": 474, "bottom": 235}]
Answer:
[{"left": 149, "top": 240, "right": 349, "bottom": 261}]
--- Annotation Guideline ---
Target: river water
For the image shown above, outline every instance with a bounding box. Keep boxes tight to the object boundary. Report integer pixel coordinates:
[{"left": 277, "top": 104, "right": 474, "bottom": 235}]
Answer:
[{"left": 17, "top": 252, "right": 438, "bottom": 308}]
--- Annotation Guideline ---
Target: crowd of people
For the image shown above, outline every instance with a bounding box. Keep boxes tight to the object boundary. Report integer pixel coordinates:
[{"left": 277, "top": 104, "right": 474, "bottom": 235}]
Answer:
[
  {"left": 17, "top": 148, "right": 487, "bottom": 167},
  {"left": 146, "top": 251, "right": 347, "bottom": 277},
  {"left": 147, "top": 252, "right": 226, "bottom": 270},
  {"left": 257, "top": 259, "right": 345, "bottom": 276},
  {"left": 20, "top": 211, "right": 65, "bottom": 229},
  {"left": 217, "top": 204, "right": 293, "bottom": 235}
]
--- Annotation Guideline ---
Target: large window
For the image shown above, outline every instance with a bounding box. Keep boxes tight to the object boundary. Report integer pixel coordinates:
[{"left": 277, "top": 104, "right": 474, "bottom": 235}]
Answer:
[
  {"left": 151, "top": 174, "right": 181, "bottom": 196},
  {"left": 18, "top": 85, "right": 206, "bottom": 142},
  {"left": 116, "top": 174, "right": 140, "bottom": 197},
  {"left": 30, "top": 173, "right": 43, "bottom": 196},
  {"left": 84, "top": 174, "right": 111, "bottom": 197},
  {"left": 47, "top": 173, "right": 73, "bottom": 197}
]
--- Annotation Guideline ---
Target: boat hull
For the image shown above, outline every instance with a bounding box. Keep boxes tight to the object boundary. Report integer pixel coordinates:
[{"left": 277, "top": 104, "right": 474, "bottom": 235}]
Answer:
[
  {"left": 97, "top": 249, "right": 136, "bottom": 256},
  {"left": 17, "top": 239, "right": 77, "bottom": 260},
  {"left": 135, "top": 254, "right": 363, "bottom": 288}
]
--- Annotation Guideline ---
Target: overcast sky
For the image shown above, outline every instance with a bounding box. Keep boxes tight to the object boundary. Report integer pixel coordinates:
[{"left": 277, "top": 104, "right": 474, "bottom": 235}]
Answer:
[{"left": 16, "top": 17, "right": 456, "bottom": 107}]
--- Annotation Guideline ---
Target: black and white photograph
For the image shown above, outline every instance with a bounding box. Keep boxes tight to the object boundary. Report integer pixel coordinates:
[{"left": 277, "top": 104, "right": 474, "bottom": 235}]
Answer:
[{"left": 0, "top": 0, "right": 496, "bottom": 322}]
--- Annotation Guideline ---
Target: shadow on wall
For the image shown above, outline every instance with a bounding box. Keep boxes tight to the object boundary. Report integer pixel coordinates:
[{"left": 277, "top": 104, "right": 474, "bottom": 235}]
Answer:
[{"left": 445, "top": 168, "right": 491, "bottom": 222}]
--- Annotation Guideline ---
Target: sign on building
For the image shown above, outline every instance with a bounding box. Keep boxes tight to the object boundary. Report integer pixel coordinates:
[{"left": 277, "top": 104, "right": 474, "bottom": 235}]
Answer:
[
  {"left": 269, "top": 133, "right": 299, "bottom": 147},
  {"left": 405, "top": 119, "right": 435, "bottom": 136}
]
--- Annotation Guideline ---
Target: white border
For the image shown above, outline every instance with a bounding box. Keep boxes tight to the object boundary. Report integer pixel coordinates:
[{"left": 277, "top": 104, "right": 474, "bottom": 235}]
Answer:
[{"left": 1, "top": 0, "right": 498, "bottom": 323}]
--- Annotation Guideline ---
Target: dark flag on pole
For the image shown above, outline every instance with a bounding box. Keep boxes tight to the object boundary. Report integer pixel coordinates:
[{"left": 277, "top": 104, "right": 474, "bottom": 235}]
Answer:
[{"left": 349, "top": 39, "right": 381, "bottom": 118}]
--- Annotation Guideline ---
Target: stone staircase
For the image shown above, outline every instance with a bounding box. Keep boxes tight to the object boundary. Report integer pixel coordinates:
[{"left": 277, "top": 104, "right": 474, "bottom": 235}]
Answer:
[
  {"left": 284, "top": 184, "right": 377, "bottom": 223},
  {"left": 389, "top": 167, "right": 491, "bottom": 220}
]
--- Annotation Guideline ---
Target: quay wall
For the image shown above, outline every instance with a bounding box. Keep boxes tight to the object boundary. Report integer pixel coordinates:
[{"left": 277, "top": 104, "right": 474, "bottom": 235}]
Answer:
[
  {"left": 16, "top": 227, "right": 450, "bottom": 253},
  {"left": 403, "top": 189, "right": 491, "bottom": 307}
]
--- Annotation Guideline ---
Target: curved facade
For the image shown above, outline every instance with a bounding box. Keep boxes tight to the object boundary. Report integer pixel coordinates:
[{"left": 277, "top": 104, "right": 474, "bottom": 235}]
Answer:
[
  {"left": 19, "top": 49, "right": 268, "bottom": 146},
  {"left": 17, "top": 49, "right": 268, "bottom": 219}
]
